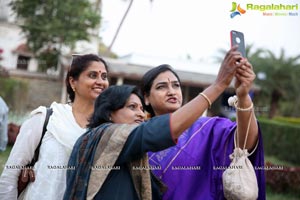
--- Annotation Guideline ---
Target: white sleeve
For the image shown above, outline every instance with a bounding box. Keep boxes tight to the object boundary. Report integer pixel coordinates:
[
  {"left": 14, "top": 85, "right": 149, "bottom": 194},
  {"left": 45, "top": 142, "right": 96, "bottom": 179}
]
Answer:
[{"left": 0, "top": 111, "right": 45, "bottom": 199}]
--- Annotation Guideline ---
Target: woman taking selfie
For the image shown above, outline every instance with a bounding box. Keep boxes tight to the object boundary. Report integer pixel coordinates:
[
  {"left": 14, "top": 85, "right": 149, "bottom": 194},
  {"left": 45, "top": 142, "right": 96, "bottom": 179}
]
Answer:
[{"left": 140, "top": 47, "right": 265, "bottom": 199}]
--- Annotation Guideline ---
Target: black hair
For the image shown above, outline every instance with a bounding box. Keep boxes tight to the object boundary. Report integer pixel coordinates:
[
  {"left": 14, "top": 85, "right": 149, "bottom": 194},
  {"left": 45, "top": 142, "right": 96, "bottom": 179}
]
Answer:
[
  {"left": 65, "top": 54, "right": 109, "bottom": 102},
  {"left": 140, "top": 64, "right": 181, "bottom": 117},
  {"left": 87, "top": 85, "right": 144, "bottom": 128}
]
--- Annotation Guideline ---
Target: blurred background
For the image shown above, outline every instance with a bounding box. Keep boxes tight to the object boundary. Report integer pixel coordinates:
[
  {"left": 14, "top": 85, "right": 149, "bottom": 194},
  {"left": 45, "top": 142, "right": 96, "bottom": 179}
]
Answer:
[{"left": 0, "top": 0, "right": 299, "bottom": 199}]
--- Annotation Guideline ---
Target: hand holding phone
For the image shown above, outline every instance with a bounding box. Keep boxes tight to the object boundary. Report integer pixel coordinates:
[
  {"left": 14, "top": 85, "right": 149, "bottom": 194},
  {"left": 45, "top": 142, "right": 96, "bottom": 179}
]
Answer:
[{"left": 230, "top": 30, "right": 246, "bottom": 58}]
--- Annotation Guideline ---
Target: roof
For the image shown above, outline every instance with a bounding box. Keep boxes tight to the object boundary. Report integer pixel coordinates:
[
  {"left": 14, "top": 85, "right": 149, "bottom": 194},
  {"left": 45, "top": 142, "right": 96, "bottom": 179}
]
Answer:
[
  {"left": 105, "top": 54, "right": 259, "bottom": 90},
  {"left": 12, "top": 43, "right": 33, "bottom": 57},
  {"left": 104, "top": 55, "right": 220, "bottom": 88}
]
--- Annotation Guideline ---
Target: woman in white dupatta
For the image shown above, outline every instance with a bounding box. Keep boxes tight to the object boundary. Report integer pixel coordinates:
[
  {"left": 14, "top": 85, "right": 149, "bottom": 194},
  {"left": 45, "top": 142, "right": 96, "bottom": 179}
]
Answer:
[{"left": 0, "top": 54, "right": 109, "bottom": 200}]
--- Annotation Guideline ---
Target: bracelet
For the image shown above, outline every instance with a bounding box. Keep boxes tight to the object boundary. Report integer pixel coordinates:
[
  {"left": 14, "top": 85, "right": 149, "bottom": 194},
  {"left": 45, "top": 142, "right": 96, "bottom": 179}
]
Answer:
[
  {"left": 228, "top": 95, "right": 253, "bottom": 111},
  {"left": 200, "top": 93, "right": 212, "bottom": 108},
  {"left": 236, "top": 103, "right": 253, "bottom": 111}
]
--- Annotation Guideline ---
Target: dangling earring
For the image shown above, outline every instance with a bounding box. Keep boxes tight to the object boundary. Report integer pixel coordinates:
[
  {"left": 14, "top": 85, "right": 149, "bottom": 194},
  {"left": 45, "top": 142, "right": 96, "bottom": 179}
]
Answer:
[
  {"left": 109, "top": 116, "right": 112, "bottom": 121},
  {"left": 72, "top": 87, "right": 76, "bottom": 92}
]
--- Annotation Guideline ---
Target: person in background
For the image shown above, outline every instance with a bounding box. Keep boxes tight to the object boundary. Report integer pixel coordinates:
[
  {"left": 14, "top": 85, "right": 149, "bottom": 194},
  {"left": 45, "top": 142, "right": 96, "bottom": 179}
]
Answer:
[
  {"left": 0, "top": 96, "right": 9, "bottom": 151},
  {"left": 140, "top": 47, "right": 265, "bottom": 199},
  {"left": 0, "top": 54, "right": 109, "bottom": 200}
]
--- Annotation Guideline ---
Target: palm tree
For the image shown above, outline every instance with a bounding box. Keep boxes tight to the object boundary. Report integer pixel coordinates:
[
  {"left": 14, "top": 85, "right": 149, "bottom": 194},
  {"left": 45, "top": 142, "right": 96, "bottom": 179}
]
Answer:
[
  {"left": 106, "top": 0, "right": 134, "bottom": 55},
  {"left": 216, "top": 46, "right": 300, "bottom": 118},
  {"left": 252, "top": 49, "right": 300, "bottom": 118}
]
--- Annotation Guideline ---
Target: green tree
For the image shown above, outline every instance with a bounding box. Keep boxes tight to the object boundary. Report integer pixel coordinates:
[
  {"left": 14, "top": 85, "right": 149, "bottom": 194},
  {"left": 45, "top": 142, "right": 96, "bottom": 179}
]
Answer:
[
  {"left": 216, "top": 46, "right": 300, "bottom": 118},
  {"left": 251, "top": 49, "right": 300, "bottom": 118},
  {"left": 10, "top": 0, "right": 101, "bottom": 73}
]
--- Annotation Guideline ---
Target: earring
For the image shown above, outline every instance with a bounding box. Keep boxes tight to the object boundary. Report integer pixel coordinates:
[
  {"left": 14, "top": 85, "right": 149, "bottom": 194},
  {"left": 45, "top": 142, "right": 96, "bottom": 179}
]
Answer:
[{"left": 72, "top": 87, "right": 76, "bottom": 92}]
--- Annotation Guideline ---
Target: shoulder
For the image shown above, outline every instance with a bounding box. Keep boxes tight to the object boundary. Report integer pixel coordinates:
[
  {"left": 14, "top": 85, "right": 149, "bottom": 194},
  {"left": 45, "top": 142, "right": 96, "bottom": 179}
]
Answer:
[{"left": 50, "top": 101, "right": 71, "bottom": 110}]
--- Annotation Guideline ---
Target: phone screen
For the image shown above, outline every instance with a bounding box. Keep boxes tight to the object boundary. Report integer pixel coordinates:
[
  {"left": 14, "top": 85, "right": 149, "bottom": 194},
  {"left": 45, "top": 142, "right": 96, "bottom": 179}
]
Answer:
[{"left": 230, "top": 30, "right": 246, "bottom": 58}]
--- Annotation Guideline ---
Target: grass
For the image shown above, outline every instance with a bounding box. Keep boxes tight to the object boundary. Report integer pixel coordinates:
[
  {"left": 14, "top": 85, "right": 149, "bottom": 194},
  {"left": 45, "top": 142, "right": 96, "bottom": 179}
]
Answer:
[
  {"left": 265, "top": 155, "right": 298, "bottom": 167},
  {"left": 266, "top": 187, "right": 300, "bottom": 200}
]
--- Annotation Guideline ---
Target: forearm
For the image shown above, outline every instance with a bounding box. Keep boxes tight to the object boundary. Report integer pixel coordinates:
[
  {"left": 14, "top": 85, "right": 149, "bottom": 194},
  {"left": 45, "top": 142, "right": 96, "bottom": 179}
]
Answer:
[
  {"left": 171, "top": 46, "right": 240, "bottom": 139},
  {"left": 171, "top": 83, "right": 225, "bottom": 138},
  {"left": 0, "top": 113, "right": 45, "bottom": 198},
  {"left": 236, "top": 94, "right": 258, "bottom": 150}
]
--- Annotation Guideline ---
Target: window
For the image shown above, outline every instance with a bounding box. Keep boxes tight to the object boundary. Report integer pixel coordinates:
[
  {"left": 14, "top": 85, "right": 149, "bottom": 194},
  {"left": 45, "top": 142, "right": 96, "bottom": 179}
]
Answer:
[{"left": 16, "top": 55, "right": 30, "bottom": 70}]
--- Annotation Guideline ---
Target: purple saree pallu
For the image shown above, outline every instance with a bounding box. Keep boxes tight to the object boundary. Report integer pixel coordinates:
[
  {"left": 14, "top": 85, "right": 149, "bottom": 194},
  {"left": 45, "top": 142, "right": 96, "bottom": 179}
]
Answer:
[{"left": 149, "top": 117, "right": 266, "bottom": 200}]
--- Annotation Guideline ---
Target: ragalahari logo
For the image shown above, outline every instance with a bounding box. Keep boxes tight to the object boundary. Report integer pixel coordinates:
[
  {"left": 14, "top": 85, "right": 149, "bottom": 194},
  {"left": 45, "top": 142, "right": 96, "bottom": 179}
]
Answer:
[{"left": 230, "top": 2, "right": 246, "bottom": 18}]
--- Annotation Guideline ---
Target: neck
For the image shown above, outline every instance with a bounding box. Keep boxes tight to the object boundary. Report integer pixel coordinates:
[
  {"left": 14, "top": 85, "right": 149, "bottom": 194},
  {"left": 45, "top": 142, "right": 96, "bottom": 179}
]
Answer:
[
  {"left": 72, "top": 98, "right": 95, "bottom": 128},
  {"left": 72, "top": 99, "right": 94, "bottom": 114}
]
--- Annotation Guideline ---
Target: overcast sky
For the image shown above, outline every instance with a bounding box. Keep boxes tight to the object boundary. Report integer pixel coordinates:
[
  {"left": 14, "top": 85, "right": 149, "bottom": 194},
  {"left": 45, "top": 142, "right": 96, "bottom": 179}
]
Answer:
[{"left": 100, "top": 0, "right": 300, "bottom": 62}]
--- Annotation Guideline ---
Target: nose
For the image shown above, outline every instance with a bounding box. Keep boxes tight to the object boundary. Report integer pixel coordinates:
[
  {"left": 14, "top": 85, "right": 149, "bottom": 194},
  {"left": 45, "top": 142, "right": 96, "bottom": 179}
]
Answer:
[
  {"left": 137, "top": 109, "right": 146, "bottom": 120},
  {"left": 95, "top": 75, "right": 106, "bottom": 84},
  {"left": 167, "top": 85, "right": 176, "bottom": 95}
]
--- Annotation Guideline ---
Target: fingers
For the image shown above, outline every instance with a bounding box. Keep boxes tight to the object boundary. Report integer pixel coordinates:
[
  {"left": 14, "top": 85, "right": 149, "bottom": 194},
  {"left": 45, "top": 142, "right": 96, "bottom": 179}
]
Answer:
[
  {"left": 28, "top": 170, "right": 35, "bottom": 182},
  {"left": 236, "top": 67, "right": 254, "bottom": 78},
  {"left": 224, "top": 46, "right": 243, "bottom": 66},
  {"left": 21, "top": 169, "right": 29, "bottom": 182},
  {"left": 216, "top": 47, "right": 245, "bottom": 89},
  {"left": 236, "top": 61, "right": 256, "bottom": 85},
  {"left": 237, "top": 58, "right": 253, "bottom": 72}
]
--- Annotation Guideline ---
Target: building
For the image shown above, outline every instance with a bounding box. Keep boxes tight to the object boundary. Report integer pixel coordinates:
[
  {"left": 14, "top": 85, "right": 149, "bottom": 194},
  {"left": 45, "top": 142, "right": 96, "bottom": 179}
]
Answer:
[
  {"left": 0, "top": 1, "right": 251, "bottom": 117},
  {"left": 0, "top": 0, "right": 101, "bottom": 73}
]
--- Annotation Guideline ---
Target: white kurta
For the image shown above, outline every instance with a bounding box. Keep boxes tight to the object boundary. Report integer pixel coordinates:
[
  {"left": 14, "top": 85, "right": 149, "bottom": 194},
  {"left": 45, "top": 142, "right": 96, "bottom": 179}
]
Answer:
[{"left": 0, "top": 102, "right": 86, "bottom": 200}]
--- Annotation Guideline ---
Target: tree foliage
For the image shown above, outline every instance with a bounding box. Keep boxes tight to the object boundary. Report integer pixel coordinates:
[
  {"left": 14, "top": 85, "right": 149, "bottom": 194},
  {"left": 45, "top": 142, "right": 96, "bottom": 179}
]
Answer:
[
  {"left": 216, "top": 45, "right": 300, "bottom": 118},
  {"left": 250, "top": 49, "right": 300, "bottom": 118},
  {"left": 10, "top": 0, "right": 101, "bottom": 61}
]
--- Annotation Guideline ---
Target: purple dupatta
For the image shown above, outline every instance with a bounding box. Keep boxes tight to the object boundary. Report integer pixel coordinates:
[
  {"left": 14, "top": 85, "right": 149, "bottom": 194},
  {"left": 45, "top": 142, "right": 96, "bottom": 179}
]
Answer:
[{"left": 149, "top": 117, "right": 265, "bottom": 200}]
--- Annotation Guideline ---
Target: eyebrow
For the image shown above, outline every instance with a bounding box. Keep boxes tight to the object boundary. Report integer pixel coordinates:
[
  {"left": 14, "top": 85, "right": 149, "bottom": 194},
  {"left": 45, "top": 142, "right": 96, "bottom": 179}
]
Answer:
[
  {"left": 126, "top": 101, "right": 143, "bottom": 107},
  {"left": 155, "top": 80, "right": 179, "bottom": 85},
  {"left": 87, "top": 69, "right": 107, "bottom": 73}
]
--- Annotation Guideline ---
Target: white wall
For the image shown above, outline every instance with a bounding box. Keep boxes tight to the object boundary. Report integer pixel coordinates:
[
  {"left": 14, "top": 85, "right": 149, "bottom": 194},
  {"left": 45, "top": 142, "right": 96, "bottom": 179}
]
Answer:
[{"left": 0, "top": 23, "right": 26, "bottom": 70}]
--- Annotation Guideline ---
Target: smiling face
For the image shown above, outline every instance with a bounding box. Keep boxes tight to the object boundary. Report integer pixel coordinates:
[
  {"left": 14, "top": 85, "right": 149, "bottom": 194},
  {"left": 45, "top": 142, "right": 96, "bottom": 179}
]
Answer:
[
  {"left": 145, "top": 71, "right": 183, "bottom": 116},
  {"left": 111, "top": 94, "right": 145, "bottom": 124},
  {"left": 70, "top": 61, "right": 109, "bottom": 102}
]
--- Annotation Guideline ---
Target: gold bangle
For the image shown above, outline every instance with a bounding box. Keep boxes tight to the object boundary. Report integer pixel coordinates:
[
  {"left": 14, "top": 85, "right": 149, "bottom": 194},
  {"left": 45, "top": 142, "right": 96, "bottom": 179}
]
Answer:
[
  {"left": 228, "top": 95, "right": 254, "bottom": 111},
  {"left": 200, "top": 93, "right": 212, "bottom": 108},
  {"left": 236, "top": 102, "right": 254, "bottom": 111}
]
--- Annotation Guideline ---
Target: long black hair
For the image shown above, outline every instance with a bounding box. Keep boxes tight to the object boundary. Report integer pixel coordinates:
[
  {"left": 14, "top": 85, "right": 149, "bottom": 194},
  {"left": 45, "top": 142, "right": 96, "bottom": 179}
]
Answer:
[{"left": 87, "top": 85, "right": 144, "bottom": 128}]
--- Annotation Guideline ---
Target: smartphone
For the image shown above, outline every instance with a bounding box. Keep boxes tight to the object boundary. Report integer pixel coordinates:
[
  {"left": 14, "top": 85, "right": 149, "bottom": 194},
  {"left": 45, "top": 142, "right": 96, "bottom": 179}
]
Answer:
[{"left": 230, "top": 30, "right": 246, "bottom": 58}]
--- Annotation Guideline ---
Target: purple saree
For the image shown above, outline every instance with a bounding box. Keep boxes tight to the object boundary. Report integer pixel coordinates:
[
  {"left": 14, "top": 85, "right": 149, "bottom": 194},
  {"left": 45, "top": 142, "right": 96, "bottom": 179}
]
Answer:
[{"left": 149, "top": 117, "right": 265, "bottom": 200}]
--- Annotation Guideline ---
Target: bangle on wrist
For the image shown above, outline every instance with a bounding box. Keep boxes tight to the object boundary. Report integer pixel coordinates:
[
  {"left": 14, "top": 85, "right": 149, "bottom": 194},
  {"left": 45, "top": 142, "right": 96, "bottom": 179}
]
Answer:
[
  {"left": 200, "top": 92, "right": 212, "bottom": 108},
  {"left": 228, "top": 95, "right": 253, "bottom": 111},
  {"left": 236, "top": 103, "right": 253, "bottom": 111}
]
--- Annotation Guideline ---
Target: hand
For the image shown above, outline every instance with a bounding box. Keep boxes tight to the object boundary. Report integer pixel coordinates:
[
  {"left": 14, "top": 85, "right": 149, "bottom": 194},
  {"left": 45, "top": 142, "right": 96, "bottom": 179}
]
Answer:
[
  {"left": 235, "top": 58, "right": 256, "bottom": 98},
  {"left": 214, "top": 46, "right": 243, "bottom": 90}
]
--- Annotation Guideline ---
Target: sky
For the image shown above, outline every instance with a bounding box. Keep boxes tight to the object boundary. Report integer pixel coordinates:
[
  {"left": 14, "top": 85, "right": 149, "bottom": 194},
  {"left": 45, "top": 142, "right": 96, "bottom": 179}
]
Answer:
[{"left": 100, "top": 0, "right": 300, "bottom": 65}]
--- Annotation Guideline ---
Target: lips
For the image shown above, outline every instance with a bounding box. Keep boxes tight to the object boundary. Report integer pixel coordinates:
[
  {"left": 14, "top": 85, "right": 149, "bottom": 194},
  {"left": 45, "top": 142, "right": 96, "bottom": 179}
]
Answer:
[
  {"left": 167, "top": 97, "right": 178, "bottom": 103},
  {"left": 93, "top": 87, "right": 103, "bottom": 93},
  {"left": 135, "top": 119, "right": 144, "bottom": 124}
]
